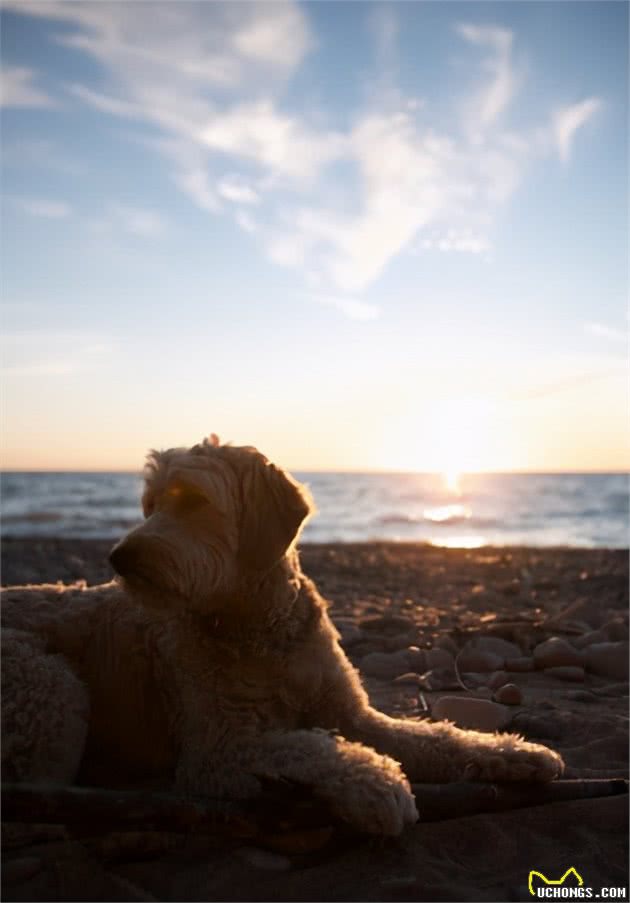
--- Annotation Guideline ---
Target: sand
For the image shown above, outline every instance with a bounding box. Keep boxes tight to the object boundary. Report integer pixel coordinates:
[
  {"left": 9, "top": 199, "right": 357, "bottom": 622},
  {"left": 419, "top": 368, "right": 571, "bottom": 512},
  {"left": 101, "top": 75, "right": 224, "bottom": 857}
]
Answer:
[{"left": 2, "top": 540, "right": 628, "bottom": 902}]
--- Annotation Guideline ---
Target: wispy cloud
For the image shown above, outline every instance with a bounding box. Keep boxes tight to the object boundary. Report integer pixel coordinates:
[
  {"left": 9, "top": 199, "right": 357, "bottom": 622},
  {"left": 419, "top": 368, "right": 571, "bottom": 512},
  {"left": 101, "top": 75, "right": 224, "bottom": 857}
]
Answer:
[
  {"left": 0, "top": 65, "right": 55, "bottom": 108},
  {"left": 1, "top": 330, "right": 113, "bottom": 376},
  {"left": 585, "top": 321, "right": 627, "bottom": 345},
  {"left": 7, "top": 3, "right": 605, "bottom": 312},
  {"left": 109, "top": 204, "right": 167, "bottom": 237},
  {"left": 457, "top": 23, "right": 517, "bottom": 132},
  {"left": 419, "top": 229, "right": 491, "bottom": 254},
  {"left": 310, "top": 294, "right": 380, "bottom": 321},
  {"left": 217, "top": 175, "right": 260, "bottom": 205},
  {"left": 14, "top": 198, "right": 72, "bottom": 219},
  {"left": 553, "top": 98, "right": 602, "bottom": 162}
]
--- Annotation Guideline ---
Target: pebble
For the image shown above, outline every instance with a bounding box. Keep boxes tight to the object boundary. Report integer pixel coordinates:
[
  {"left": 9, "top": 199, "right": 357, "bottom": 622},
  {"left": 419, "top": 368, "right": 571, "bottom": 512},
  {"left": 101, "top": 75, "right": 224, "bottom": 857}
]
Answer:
[
  {"left": 333, "top": 619, "right": 363, "bottom": 647},
  {"left": 493, "top": 683, "right": 523, "bottom": 705},
  {"left": 565, "top": 689, "right": 598, "bottom": 703},
  {"left": 574, "top": 621, "right": 629, "bottom": 650},
  {"left": 359, "top": 614, "right": 415, "bottom": 633},
  {"left": 393, "top": 672, "right": 424, "bottom": 686},
  {"left": 456, "top": 648, "right": 504, "bottom": 672},
  {"left": 425, "top": 648, "right": 455, "bottom": 671},
  {"left": 435, "top": 635, "right": 459, "bottom": 656},
  {"left": 360, "top": 650, "right": 414, "bottom": 679},
  {"left": 236, "top": 847, "right": 292, "bottom": 871},
  {"left": 405, "top": 646, "right": 428, "bottom": 672},
  {"left": 505, "top": 657, "right": 535, "bottom": 672},
  {"left": 2, "top": 857, "right": 43, "bottom": 884},
  {"left": 431, "top": 696, "right": 511, "bottom": 732},
  {"left": 532, "top": 637, "right": 584, "bottom": 669},
  {"left": 466, "top": 637, "right": 522, "bottom": 660},
  {"left": 418, "top": 668, "right": 461, "bottom": 691},
  {"left": 582, "top": 642, "right": 628, "bottom": 680},
  {"left": 544, "top": 666, "right": 585, "bottom": 682},
  {"left": 487, "top": 670, "right": 510, "bottom": 690}
]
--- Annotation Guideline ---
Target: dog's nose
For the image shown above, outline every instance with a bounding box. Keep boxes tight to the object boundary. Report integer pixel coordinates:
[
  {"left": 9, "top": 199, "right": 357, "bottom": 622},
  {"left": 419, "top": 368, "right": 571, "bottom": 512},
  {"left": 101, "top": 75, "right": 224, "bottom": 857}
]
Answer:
[{"left": 109, "top": 542, "right": 138, "bottom": 577}]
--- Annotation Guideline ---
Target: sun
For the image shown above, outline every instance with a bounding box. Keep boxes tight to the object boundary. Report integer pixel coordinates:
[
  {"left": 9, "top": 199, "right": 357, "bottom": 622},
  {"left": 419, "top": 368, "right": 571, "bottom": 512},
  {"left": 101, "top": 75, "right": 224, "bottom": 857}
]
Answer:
[{"left": 380, "top": 396, "right": 499, "bottom": 474}]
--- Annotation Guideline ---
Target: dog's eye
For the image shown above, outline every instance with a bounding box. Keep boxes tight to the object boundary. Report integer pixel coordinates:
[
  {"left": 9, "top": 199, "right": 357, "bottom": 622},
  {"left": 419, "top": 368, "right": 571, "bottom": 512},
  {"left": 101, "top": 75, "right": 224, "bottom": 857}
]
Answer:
[{"left": 168, "top": 485, "right": 207, "bottom": 512}]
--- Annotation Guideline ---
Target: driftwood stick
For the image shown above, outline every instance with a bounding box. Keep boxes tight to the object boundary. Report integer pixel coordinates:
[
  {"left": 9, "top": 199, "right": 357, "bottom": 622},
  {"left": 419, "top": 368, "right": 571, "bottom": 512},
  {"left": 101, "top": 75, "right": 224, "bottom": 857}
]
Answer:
[
  {"left": 411, "top": 778, "right": 628, "bottom": 821},
  {"left": 2, "top": 779, "right": 627, "bottom": 837}
]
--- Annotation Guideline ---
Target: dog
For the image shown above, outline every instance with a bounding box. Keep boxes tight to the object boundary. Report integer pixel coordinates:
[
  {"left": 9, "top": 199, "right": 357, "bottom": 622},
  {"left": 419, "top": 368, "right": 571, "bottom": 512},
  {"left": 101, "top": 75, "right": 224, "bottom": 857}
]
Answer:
[{"left": 1, "top": 436, "right": 563, "bottom": 835}]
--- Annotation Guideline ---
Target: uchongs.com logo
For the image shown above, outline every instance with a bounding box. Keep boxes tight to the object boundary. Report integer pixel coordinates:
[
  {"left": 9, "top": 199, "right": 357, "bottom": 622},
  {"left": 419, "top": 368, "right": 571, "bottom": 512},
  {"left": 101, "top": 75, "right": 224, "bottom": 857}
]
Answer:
[{"left": 528, "top": 868, "right": 627, "bottom": 899}]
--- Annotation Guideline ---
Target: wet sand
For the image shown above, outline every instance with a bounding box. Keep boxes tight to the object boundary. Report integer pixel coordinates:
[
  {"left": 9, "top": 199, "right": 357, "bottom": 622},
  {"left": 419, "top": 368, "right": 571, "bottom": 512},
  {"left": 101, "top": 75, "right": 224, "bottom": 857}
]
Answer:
[{"left": 2, "top": 540, "right": 628, "bottom": 902}]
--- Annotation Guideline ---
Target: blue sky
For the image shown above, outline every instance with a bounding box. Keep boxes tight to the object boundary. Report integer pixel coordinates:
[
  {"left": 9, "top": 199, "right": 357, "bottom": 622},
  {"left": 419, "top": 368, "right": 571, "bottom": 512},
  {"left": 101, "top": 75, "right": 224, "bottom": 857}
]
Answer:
[{"left": 1, "top": 1, "right": 628, "bottom": 472}]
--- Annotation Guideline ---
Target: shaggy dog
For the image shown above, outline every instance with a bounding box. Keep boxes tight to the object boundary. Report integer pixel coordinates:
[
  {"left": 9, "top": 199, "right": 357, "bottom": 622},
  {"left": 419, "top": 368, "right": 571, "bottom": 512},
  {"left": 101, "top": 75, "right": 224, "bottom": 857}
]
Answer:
[{"left": 1, "top": 437, "right": 563, "bottom": 835}]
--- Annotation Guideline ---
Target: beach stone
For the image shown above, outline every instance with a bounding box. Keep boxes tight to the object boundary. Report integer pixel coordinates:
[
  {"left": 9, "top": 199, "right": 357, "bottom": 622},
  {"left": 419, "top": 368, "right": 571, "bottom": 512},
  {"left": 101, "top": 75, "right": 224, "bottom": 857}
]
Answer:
[
  {"left": 505, "top": 657, "right": 535, "bottom": 672},
  {"left": 487, "top": 670, "right": 510, "bottom": 690},
  {"left": 565, "top": 689, "right": 598, "bottom": 702},
  {"left": 431, "top": 696, "right": 511, "bottom": 732},
  {"left": 493, "top": 683, "right": 523, "bottom": 705},
  {"left": 470, "top": 686, "right": 493, "bottom": 700},
  {"left": 533, "top": 637, "right": 584, "bottom": 669},
  {"left": 456, "top": 648, "right": 504, "bottom": 672},
  {"left": 359, "top": 614, "right": 415, "bottom": 634},
  {"left": 393, "top": 672, "right": 424, "bottom": 686},
  {"left": 544, "top": 666, "right": 585, "bottom": 682},
  {"left": 435, "top": 635, "right": 459, "bottom": 656},
  {"left": 425, "top": 648, "right": 455, "bottom": 671},
  {"left": 574, "top": 620, "right": 629, "bottom": 649},
  {"left": 360, "top": 649, "right": 425, "bottom": 680},
  {"left": 405, "top": 646, "right": 428, "bottom": 672},
  {"left": 582, "top": 642, "right": 628, "bottom": 680},
  {"left": 334, "top": 619, "right": 362, "bottom": 647},
  {"left": 418, "top": 668, "right": 461, "bottom": 691},
  {"left": 466, "top": 637, "right": 522, "bottom": 660}
]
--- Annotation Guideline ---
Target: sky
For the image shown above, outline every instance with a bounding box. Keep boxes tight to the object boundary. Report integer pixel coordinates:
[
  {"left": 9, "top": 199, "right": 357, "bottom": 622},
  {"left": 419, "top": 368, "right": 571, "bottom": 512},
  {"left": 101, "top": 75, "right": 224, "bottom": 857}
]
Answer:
[{"left": 1, "top": 0, "right": 628, "bottom": 473}]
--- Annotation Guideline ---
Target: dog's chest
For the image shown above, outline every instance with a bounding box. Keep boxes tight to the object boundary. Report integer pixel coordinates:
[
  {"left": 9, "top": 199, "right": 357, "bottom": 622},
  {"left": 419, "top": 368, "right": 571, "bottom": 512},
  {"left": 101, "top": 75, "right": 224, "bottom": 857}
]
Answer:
[{"left": 176, "top": 638, "right": 321, "bottom": 733}]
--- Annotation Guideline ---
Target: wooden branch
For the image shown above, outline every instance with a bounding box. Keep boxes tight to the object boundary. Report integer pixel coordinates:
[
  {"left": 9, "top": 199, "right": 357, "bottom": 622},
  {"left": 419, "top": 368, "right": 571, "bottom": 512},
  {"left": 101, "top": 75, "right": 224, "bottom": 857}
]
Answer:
[
  {"left": 2, "top": 778, "right": 626, "bottom": 840},
  {"left": 410, "top": 778, "right": 628, "bottom": 821}
]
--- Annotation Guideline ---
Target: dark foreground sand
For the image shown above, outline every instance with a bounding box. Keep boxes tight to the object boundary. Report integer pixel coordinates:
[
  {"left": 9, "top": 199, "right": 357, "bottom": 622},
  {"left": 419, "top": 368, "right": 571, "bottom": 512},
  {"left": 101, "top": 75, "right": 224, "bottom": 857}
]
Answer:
[{"left": 2, "top": 540, "right": 628, "bottom": 902}]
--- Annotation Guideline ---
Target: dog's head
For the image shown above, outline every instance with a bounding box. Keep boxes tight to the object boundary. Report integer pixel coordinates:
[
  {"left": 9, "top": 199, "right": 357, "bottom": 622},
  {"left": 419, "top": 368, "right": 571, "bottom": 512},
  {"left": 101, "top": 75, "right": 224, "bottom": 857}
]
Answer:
[{"left": 109, "top": 436, "right": 313, "bottom": 613}]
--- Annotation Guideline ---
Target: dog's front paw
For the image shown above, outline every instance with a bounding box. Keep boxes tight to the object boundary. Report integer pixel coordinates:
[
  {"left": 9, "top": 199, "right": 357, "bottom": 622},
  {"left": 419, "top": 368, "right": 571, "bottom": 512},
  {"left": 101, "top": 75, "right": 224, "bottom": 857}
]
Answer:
[
  {"left": 463, "top": 735, "right": 564, "bottom": 783},
  {"left": 327, "top": 765, "right": 418, "bottom": 836}
]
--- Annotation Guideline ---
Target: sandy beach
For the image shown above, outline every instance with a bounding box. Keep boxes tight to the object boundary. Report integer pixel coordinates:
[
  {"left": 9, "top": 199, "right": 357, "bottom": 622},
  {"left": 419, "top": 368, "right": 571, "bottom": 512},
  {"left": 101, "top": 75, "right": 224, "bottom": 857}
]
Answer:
[{"left": 2, "top": 539, "right": 628, "bottom": 902}]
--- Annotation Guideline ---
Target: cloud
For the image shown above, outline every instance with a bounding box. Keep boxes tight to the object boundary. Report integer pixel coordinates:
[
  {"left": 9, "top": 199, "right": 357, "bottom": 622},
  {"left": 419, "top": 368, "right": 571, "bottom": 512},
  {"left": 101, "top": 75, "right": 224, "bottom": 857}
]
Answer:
[
  {"left": 217, "top": 176, "right": 260, "bottom": 205},
  {"left": 456, "top": 23, "right": 517, "bottom": 131},
  {"left": 234, "top": 210, "right": 258, "bottom": 233},
  {"left": 584, "top": 321, "right": 627, "bottom": 344},
  {"left": 7, "top": 4, "right": 604, "bottom": 312},
  {"left": 0, "top": 65, "right": 55, "bottom": 108},
  {"left": 110, "top": 204, "right": 167, "bottom": 237},
  {"left": 1, "top": 330, "right": 112, "bottom": 376},
  {"left": 15, "top": 198, "right": 72, "bottom": 218},
  {"left": 310, "top": 294, "right": 380, "bottom": 321},
  {"left": 420, "top": 230, "right": 491, "bottom": 254},
  {"left": 553, "top": 98, "right": 602, "bottom": 162}
]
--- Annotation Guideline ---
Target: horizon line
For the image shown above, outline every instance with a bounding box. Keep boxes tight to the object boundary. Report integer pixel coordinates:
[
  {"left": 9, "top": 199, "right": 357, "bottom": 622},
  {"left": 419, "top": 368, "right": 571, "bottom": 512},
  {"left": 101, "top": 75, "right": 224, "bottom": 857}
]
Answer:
[{"left": 1, "top": 467, "right": 628, "bottom": 476}]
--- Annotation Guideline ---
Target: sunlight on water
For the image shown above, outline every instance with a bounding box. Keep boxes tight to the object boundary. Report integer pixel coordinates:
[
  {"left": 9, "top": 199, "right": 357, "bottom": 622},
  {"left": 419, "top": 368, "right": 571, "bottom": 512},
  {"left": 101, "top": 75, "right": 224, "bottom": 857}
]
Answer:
[
  {"left": 430, "top": 535, "right": 487, "bottom": 549},
  {"left": 423, "top": 503, "right": 471, "bottom": 523},
  {"left": 443, "top": 469, "right": 462, "bottom": 495}
]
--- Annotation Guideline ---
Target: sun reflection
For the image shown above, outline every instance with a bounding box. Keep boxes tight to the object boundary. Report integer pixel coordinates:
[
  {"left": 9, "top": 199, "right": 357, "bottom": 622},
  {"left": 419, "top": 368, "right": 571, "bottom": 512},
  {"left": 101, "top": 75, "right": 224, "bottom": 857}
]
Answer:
[
  {"left": 443, "top": 469, "right": 461, "bottom": 495},
  {"left": 430, "top": 535, "right": 486, "bottom": 549}
]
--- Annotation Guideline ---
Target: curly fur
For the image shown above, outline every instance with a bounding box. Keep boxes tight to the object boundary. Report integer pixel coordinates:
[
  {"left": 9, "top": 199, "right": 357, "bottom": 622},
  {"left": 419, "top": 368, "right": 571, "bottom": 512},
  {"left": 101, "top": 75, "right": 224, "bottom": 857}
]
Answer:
[{"left": 1, "top": 437, "right": 564, "bottom": 835}]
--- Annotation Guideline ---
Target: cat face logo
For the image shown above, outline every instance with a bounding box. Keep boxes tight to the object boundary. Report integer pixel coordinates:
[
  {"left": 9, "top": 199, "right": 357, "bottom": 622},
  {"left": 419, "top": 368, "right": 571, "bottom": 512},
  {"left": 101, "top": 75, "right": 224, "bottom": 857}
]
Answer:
[{"left": 528, "top": 867, "right": 584, "bottom": 896}]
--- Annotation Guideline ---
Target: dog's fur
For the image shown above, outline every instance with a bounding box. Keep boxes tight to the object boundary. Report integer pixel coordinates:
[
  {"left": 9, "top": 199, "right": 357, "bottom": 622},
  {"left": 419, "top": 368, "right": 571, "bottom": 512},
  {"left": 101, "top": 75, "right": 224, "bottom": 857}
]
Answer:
[{"left": 1, "top": 438, "right": 563, "bottom": 835}]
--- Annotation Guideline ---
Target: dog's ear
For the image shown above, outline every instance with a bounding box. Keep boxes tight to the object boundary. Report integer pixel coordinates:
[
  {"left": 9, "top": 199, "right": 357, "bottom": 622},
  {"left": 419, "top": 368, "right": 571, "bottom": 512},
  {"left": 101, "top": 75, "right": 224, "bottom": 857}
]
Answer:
[{"left": 235, "top": 449, "right": 313, "bottom": 574}]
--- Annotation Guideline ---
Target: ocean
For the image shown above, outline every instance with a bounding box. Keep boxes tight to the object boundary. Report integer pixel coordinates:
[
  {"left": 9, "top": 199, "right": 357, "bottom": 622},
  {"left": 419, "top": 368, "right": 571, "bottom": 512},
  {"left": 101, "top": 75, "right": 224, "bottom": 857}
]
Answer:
[{"left": 1, "top": 471, "right": 628, "bottom": 548}]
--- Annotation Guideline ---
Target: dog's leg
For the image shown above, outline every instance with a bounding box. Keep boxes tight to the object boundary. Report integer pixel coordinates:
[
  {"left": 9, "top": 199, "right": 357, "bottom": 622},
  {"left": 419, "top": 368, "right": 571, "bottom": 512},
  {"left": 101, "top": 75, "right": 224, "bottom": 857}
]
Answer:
[
  {"left": 342, "top": 709, "right": 564, "bottom": 784},
  {"left": 176, "top": 727, "right": 418, "bottom": 836},
  {"left": 309, "top": 640, "right": 563, "bottom": 784},
  {"left": 2, "top": 630, "right": 90, "bottom": 783},
  {"left": 248, "top": 728, "right": 419, "bottom": 836}
]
